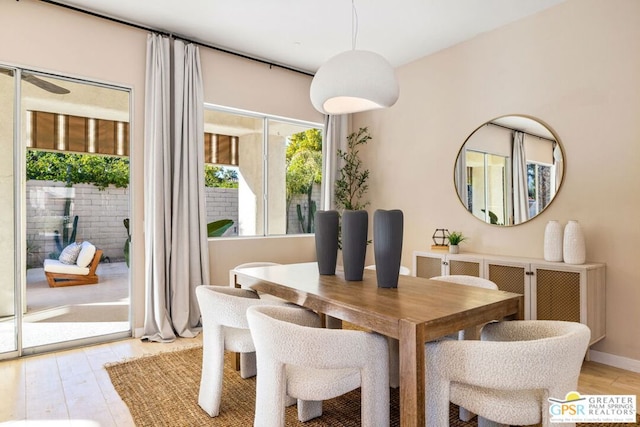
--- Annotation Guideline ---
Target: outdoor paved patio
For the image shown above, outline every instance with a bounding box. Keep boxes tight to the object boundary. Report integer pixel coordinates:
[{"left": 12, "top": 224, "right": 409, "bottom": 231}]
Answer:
[{"left": 0, "top": 262, "right": 130, "bottom": 352}]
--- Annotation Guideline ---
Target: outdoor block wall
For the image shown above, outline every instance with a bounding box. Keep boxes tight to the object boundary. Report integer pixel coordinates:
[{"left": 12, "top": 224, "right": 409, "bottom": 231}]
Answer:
[
  {"left": 204, "top": 187, "right": 239, "bottom": 236},
  {"left": 26, "top": 180, "right": 317, "bottom": 267},
  {"left": 27, "top": 181, "right": 239, "bottom": 267}
]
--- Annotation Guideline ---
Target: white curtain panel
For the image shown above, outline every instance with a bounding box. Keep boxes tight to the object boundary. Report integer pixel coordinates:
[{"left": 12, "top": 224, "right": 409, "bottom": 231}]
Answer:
[
  {"left": 512, "top": 131, "right": 529, "bottom": 224},
  {"left": 321, "top": 115, "right": 347, "bottom": 210},
  {"left": 554, "top": 143, "right": 564, "bottom": 192},
  {"left": 454, "top": 151, "right": 467, "bottom": 208},
  {"left": 142, "top": 33, "right": 174, "bottom": 342},
  {"left": 142, "top": 34, "right": 209, "bottom": 342},
  {"left": 169, "top": 39, "right": 209, "bottom": 337}
]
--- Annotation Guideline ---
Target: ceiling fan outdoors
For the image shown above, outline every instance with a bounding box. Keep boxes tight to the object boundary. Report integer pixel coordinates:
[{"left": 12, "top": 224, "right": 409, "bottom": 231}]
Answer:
[{"left": 0, "top": 68, "right": 70, "bottom": 94}]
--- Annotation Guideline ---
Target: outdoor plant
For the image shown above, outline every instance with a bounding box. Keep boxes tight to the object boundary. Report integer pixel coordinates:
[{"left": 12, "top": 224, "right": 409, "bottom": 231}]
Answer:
[
  {"left": 123, "top": 218, "right": 131, "bottom": 267},
  {"left": 53, "top": 165, "right": 79, "bottom": 257},
  {"left": 296, "top": 200, "right": 317, "bottom": 234},
  {"left": 447, "top": 231, "right": 467, "bottom": 246},
  {"left": 207, "top": 219, "right": 234, "bottom": 237},
  {"left": 26, "top": 237, "right": 40, "bottom": 269},
  {"left": 286, "top": 129, "right": 322, "bottom": 234}
]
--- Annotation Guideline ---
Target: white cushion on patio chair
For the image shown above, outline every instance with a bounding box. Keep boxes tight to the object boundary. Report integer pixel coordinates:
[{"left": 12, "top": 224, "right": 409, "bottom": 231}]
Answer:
[
  {"left": 195, "top": 285, "right": 291, "bottom": 417},
  {"left": 247, "top": 305, "right": 390, "bottom": 426},
  {"left": 43, "top": 259, "right": 90, "bottom": 275},
  {"left": 425, "top": 320, "right": 591, "bottom": 427}
]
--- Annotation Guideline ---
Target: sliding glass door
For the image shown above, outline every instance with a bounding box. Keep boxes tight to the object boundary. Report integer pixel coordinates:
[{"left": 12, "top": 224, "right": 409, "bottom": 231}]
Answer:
[
  {"left": 0, "top": 66, "right": 132, "bottom": 358},
  {"left": 0, "top": 65, "right": 18, "bottom": 356}
]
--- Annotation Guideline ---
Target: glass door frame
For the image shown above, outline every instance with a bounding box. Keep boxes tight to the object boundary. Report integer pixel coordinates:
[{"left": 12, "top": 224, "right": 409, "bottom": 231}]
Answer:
[{"left": 1, "top": 64, "right": 134, "bottom": 359}]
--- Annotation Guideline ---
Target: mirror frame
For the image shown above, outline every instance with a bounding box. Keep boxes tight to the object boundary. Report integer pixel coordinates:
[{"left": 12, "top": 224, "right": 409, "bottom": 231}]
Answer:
[{"left": 454, "top": 114, "right": 565, "bottom": 226}]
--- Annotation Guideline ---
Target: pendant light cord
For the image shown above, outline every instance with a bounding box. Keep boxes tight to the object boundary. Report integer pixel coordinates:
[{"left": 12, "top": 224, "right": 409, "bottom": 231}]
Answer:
[{"left": 351, "top": 0, "right": 359, "bottom": 50}]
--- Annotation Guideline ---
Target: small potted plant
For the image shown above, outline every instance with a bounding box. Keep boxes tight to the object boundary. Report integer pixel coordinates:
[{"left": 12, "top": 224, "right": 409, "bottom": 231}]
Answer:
[{"left": 447, "top": 231, "right": 466, "bottom": 254}]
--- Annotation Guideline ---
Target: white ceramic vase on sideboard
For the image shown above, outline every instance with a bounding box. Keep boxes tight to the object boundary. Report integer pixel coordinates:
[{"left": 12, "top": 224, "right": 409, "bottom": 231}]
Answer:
[
  {"left": 563, "top": 220, "right": 586, "bottom": 265},
  {"left": 543, "top": 220, "right": 563, "bottom": 262}
]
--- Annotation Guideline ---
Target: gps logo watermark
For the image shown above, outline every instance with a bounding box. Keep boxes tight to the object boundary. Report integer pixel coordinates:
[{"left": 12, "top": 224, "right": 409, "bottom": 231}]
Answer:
[{"left": 549, "top": 391, "right": 636, "bottom": 423}]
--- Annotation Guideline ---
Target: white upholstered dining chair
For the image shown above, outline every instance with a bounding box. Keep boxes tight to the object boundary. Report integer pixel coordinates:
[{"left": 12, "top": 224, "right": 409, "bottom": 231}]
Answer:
[
  {"left": 425, "top": 320, "right": 591, "bottom": 427},
  {"left": 229, "top": 261, "right": 286, "bottom": 303},
  {"left": 229, "top": 261, "right": 281, "bottom": 288},
  {"left": 195, "top": 285, "right": 292, "bottom": 417},
  {"left": 247, "top": 304, "right": 390, "bottom": 427},
  {"left": 431, "top": 275, "right": 499, "bottom": 340},
  {"left": 430, "top": 275, "right": 500, "bottom": 420}
]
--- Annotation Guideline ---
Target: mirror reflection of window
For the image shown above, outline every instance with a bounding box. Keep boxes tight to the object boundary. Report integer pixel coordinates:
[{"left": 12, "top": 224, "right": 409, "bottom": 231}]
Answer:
[
  {"left": 454, "top": 116, "right": 564, "bottom": 226},
  {"left": 528, "top": 162, "right": 553, "bottom": 217},
  {"left": 465, "top": 151, "right": 507, "bottom": 225}
]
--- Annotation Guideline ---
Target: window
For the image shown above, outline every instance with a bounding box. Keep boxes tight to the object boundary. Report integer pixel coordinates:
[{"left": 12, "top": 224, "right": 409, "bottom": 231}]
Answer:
[
  {"left": 203, "top": 105, "right": 323, "bottom": 237},
  {"left": 527, "top": 162, "right": 553, "bottom": 217},
  {"left": 465, "top": 150, "right": 508, "bottom": 225}
]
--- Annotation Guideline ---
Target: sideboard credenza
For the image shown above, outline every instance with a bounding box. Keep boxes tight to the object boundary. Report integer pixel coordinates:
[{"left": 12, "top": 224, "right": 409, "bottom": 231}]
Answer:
[{"left": 413, "top": 250, "right": 606, "bottom": 346}]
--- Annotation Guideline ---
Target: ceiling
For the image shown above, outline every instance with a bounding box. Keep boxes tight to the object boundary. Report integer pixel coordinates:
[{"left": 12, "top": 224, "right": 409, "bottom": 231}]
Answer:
[{"left": 49, "top": 0, "right": 565, "bottom": 74}]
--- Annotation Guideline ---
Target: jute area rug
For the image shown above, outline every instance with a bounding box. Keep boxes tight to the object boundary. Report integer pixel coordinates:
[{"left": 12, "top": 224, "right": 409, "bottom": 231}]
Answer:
[{"left": 106, "top": 346, "right": 638, "bottom": 427}]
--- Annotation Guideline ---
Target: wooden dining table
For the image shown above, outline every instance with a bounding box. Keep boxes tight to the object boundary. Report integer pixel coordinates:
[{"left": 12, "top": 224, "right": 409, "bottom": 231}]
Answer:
[{"left": 235, "top": 262, "right": 524, "bottom": 427}]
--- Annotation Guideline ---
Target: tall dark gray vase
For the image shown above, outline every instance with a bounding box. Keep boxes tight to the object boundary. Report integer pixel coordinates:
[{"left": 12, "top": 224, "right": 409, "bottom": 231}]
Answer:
[
  {"left": 314, "top": 210, "right": 339, "bottom": 275},
  {"left": 373, "top": 209, "right": 404, "bottom": 288},
  {"left": 342, "top": 210, "right": 368, "bottom": 281}
]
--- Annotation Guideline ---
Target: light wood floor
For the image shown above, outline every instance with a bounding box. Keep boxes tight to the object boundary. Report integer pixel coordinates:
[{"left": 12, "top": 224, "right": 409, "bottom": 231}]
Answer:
[{"left": 0, "top": 337, "right": 638, "bottom": 425}]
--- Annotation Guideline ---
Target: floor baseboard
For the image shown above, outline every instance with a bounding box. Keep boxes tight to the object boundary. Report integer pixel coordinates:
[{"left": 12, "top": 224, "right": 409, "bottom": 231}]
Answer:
[{"left": 589, "top": 349, "right": 640, "bottom": 373}]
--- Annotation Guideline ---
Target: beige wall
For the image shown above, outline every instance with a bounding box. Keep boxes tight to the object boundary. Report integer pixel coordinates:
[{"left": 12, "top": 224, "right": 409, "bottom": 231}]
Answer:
[
  {"left": 354, "top": 0, "right": 640, "bottom": 363},
  {"left": 0, "top": 0, "right": 320, "bottom": 332},
  {"left": 208, "top": 236, "right": 316, "bottom": 286}
]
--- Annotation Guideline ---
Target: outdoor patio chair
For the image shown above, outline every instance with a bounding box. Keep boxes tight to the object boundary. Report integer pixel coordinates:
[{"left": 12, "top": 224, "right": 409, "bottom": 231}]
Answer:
[{"left": 44, "top": 241, "right": 102, "bottom": 287}]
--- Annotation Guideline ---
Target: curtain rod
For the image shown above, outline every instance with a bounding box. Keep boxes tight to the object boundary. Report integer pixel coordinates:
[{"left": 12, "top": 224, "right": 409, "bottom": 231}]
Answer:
[
  {"left": 36, "top": 0, "right": 314, "bottom": 77},
  {"left": 488, "top": 122, "right": 556, "bottom": 143}
]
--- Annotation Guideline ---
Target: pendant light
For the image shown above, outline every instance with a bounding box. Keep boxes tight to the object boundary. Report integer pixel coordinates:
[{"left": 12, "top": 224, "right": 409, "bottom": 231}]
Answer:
[{"left": 310, "top": 0, "right": 399, "bottom": 115}]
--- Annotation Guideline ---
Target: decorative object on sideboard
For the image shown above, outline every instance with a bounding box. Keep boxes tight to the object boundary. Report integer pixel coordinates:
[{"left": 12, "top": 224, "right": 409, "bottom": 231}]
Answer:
[
  {"left": 563, "top": 220, "right": 586, "bottom": 265},
  {"left": 447, "top": 231, "right": 466, "bottom": 254},
  {"left": 431, "top": 228, "right": 449, "bottom": 251},
  {"left": 314, "top": 210, "right": 340, "bottom": 275},
  {"left": 543, "top": 220, "right": 564, "bottom": 262},
  {"left": 341, "top": 210, "right": 368, "bottom": 281},
  {"left": 373, "top": 209, "right": 404, "bottom": 288}
]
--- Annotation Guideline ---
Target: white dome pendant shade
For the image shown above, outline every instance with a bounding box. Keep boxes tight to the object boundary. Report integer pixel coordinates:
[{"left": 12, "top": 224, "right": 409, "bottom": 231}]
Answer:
[{"left": 310, "top": 50, "right": 399, "bottom": 115}]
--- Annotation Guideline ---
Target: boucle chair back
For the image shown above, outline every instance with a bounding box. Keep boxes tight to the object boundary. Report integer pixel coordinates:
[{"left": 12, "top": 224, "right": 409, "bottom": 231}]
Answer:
[
  {"left": 247, "top": 305, "right": 390, "bottom": 427},
  {"left": 431, "top": 274, "right": 498, "bottom": 290},
  {"left": 195, "top": 285, "right": 289, "bottom": 417},
  {"left": 425, "top": 320, "right": 591, "bottom": 427},
  {"left": 229, "top": 261, "right": 281, "bottom": 287},
  {"left": 432, "top": 275, "right": 499, "bottom": 342}
]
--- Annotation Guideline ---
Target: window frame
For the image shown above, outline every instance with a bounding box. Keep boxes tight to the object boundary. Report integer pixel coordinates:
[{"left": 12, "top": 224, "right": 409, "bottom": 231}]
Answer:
[{"left": 203, "top": 103, "right": 325, "bottom": 238}]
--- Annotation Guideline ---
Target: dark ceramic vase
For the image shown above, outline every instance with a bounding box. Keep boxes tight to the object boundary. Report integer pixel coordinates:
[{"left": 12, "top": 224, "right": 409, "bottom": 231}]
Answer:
[
  {"left": 341, "top": 210, "right": 368, "bottom": 281},
  {"left": 373, "top": 209, "right": 404, "bottom": 288},
  {"left": 314, "top": 210, "right": 339, "bottom": 275}
]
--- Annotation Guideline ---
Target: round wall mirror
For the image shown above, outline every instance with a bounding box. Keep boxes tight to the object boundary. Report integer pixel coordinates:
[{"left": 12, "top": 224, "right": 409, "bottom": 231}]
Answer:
[{"left": 454, "top": 115, "right": 564, "bottom": 226}]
